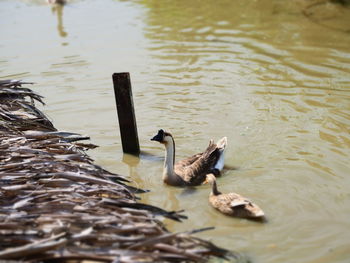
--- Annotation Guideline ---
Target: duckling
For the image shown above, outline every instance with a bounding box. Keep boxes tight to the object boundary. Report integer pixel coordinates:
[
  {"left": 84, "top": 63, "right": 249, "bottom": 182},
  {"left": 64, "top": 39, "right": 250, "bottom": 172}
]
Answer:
[
  {"left": 204, "top": 173, "right": 265, "bottom": 220},
  {"left": 151, "top": 129, "right": 227, "bottom": 187}
]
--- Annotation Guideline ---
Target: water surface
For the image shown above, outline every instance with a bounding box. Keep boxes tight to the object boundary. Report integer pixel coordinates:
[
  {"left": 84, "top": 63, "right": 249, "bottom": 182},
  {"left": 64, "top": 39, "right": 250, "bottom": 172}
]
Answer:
[{"left": 1, "top": 0, "right": 350, "bottom": 262}]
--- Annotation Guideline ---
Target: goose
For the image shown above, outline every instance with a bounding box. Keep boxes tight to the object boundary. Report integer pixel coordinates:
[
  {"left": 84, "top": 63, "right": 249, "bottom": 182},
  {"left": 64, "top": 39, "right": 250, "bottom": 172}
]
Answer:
[
  {"left": 204, "top": 173, "right": 265, "bottom": 220},
  {"left": 151, "top": 129, "right": 227, "bottom": 187}
]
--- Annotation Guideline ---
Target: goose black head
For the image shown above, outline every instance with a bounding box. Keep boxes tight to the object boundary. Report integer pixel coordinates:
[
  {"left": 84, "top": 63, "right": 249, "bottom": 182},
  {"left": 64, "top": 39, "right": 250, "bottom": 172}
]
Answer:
[{"left": 151, "top": 129, "right": 165, "bottom": 143}]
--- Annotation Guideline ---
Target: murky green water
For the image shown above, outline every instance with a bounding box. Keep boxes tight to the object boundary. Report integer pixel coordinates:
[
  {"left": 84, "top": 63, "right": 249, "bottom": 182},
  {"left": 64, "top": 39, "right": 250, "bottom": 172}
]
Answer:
[{"left": 1, "top": 0, "right": 350, "bottom": 262}]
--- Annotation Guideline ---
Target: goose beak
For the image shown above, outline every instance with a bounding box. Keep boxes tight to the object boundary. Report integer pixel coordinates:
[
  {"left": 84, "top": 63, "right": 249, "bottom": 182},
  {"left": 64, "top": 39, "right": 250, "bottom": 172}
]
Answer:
[
  {"left": 151, "top": 134, "right": 161, "bottom": 142},
  {"left": 202, "top": 178, "right": 209, "bottom": 185},
  {"left": 151, "top": 129, "right": 164, "bottom": 142}
]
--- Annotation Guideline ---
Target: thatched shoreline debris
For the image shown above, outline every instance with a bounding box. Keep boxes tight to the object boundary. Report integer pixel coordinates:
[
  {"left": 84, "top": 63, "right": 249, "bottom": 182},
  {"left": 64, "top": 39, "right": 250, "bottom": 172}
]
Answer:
[{"left": 0, "top": 80, "right": 236, "bottom": 262}]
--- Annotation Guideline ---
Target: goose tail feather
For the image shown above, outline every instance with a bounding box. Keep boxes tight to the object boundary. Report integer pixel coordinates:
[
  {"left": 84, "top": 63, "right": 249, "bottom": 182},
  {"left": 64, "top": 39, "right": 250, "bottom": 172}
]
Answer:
[
  {"left": 216, "top": 137, "right": 227, "bottom": 150},
  {"left": 214, "top": 137, "right": 227, "bottom": 171}
]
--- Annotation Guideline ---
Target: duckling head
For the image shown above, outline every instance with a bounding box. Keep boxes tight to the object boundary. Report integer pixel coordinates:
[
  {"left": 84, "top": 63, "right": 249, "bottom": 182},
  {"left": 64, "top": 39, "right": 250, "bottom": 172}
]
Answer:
[{"left": 204, "top": 173, "right": 217, "bottom": 185}]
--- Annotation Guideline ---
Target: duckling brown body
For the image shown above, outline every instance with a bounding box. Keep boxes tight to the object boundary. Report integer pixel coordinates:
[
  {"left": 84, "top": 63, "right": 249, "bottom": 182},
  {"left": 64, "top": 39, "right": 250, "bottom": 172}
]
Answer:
[{"left": 205, "top": 174, "right": 265, "bottom": 219}]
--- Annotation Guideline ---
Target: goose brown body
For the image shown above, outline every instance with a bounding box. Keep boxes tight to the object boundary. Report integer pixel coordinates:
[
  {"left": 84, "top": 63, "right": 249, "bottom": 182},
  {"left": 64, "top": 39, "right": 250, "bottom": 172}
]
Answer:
[
  {"left": 205, "top": 174, "right": 265, "bottom": 219},
  {"left": 151, "top": 130, "right": 227, "bottom": 187}
]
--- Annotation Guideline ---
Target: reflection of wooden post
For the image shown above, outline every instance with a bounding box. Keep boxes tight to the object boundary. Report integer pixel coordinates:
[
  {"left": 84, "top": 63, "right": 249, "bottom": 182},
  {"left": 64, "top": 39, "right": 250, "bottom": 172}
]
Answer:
[{"left": 112, "top": 72, "right": 140, "bottom": 155}]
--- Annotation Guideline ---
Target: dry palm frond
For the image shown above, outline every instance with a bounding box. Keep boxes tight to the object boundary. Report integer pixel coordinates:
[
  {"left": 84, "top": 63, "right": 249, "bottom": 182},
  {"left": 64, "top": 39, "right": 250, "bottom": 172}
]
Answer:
[{"left": 0, "top": 80, "right": 239, "bottom": 263}]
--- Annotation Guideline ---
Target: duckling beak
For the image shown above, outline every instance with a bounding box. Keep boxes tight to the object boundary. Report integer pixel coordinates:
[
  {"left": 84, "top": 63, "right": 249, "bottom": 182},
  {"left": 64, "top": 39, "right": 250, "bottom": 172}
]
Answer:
[{"left": 202, "top": 178, "right": 209, "bottom": 185}]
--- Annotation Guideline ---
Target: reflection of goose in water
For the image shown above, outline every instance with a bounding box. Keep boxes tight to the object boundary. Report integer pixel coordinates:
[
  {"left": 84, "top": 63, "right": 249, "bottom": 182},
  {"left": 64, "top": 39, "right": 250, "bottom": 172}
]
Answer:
[
  {"left": 151, "top": 129, "right": 227, "bottom": 187},
  {"left": 47, "top": 0, "right": 68, "bottom": 38},
  {"left": 204, "top": 174, "right": 265, "bottom": 220},
  {"left": 47, "top": 0, "right": 66, "bottom": 5}
]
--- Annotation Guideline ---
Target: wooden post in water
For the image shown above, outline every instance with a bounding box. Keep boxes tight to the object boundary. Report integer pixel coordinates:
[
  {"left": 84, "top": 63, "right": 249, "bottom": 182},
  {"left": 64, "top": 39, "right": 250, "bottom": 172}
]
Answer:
[{"left": 112, "top": 72, "right": 140, "bottom": 155}]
